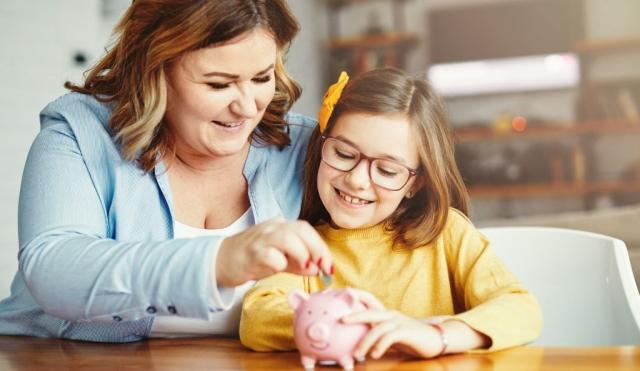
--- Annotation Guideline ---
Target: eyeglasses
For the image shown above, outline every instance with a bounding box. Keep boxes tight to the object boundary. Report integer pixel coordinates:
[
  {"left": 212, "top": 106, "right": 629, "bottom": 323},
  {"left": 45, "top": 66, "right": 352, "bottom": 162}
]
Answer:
[{"left": 321, "top": 136, "right": 419, "bottom": 191}]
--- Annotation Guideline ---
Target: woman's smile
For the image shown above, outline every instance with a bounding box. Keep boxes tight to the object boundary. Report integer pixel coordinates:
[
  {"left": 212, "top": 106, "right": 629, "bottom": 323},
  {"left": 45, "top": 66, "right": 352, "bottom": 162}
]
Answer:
[{"left": 211, "top": 120, "right": 247, "bottom": 132}]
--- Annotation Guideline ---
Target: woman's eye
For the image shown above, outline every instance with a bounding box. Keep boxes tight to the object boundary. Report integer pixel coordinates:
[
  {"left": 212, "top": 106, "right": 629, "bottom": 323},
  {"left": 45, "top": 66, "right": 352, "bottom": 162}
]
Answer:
[
  {"left": 207, "top": 82, "right": 230, "bottom": 90},
  {"left": 252, "top": 75, "right": 272, "bottom": 84}
]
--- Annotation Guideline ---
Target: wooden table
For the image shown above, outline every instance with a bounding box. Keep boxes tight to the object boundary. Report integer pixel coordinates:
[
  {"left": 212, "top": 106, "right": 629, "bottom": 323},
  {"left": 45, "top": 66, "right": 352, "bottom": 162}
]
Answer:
[{"left": 1, "top": 336, "right": 639, "bottom": 370}]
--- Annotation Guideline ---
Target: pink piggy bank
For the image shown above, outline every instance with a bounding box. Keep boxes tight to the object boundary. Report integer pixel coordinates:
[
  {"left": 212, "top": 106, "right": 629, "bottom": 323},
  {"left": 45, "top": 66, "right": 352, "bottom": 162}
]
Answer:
[{"left": 288, "top": 288, "right": 369, "bottom": 370}]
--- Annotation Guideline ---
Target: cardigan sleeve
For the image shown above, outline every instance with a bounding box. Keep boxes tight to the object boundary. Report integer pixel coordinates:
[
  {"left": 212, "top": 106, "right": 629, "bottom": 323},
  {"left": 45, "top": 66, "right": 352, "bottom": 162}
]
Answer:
[
  {"left": 239, "top": 272, "right": 307, "bottom": 351},
  {"left": 445, "top": 210, "right": 543, "bottom": 351},
  {"left": 18, "top": 108, "right": 222, "bottom": 323}
]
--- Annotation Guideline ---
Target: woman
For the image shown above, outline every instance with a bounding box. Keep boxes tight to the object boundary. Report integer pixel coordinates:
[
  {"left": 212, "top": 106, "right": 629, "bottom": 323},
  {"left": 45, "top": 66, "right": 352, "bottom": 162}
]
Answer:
[{"left": 0, "top": 0, "right": 332, "bottom": 342}]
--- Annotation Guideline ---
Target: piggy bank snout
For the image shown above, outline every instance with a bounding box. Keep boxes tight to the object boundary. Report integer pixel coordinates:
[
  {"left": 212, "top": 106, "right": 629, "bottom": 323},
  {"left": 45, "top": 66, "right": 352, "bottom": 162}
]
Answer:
[{"left": 306, "top": 322, "right": 331, "bottom": 341}]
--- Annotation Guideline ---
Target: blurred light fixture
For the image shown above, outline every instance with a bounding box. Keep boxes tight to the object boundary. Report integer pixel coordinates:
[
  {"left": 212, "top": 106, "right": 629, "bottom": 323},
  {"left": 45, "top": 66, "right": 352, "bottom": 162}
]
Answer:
[
  {"left": 511, "top": 116, "right": 528, "bottom": 132},
  {"left": 427, "top": 54, "right": 579, "bottom": 97}
]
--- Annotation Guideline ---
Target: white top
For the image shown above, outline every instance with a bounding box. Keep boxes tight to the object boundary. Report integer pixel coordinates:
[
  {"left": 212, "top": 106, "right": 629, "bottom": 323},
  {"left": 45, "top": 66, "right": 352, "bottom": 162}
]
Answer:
[{"left": 150, "top": 208, "right": 255, "bottom": 338}]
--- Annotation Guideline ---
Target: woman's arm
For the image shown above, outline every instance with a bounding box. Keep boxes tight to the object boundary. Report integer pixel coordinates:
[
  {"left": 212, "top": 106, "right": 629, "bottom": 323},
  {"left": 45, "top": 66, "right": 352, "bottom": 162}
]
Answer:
[{"left": 18, "top": 118, "right": 222, "bottom": 322}]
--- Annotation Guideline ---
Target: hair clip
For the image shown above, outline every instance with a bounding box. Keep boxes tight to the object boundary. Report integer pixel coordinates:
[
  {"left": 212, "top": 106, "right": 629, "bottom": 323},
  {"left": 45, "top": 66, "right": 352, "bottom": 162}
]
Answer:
[{"left": 318, "top": 71, "right": 349, "bottom": 133}]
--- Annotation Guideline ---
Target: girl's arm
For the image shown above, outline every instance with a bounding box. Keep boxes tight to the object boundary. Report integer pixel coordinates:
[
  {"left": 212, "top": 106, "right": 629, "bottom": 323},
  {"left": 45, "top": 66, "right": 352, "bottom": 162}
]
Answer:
[
  {"left": 342, "top": 310, "right": 490, "bottom": 359},
  {"left": 342, "top": 210, "right": 541, "bottom": 358},
  {"left": 239, "top": 272, "right": 305, "bottom": 351},
  {"left": 444, "top": 210, "right": 543, "bottom": 352}
]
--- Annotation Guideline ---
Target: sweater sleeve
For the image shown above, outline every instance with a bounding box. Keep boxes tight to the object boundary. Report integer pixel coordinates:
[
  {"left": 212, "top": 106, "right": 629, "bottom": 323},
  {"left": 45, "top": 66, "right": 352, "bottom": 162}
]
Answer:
[
  {"left": 239, "top": 272, "right": 306, "bottom": 351},
  {"left": 445, "top": 210, "right": 543, "bottom": 351}
]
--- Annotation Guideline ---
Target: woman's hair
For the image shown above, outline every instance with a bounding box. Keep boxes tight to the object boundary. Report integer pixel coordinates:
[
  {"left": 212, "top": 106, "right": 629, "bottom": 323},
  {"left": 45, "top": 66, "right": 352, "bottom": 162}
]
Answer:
[
  {"left": 66, "top": 0, "right": 301, "bottom": 172},
  {"left": 300, "top": 68, "right": 469, "bottom": 249}
]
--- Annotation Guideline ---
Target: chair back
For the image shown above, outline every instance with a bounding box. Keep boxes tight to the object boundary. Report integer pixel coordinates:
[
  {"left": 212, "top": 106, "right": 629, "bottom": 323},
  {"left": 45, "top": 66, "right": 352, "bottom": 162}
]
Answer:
[{"left": 480, "top": 226, "right": 640, "bottom": 346}]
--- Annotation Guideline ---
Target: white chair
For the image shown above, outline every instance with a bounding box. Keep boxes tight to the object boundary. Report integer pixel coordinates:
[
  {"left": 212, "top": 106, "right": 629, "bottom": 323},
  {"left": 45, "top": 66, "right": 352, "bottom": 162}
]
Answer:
[{"left": 480, "top": 226, "right": 640, "bottom": 346}]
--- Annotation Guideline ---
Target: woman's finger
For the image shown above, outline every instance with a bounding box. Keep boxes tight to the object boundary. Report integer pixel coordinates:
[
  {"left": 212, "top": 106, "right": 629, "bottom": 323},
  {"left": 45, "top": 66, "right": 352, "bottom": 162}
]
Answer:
[
  {"left": 293, "top": 220, "right": 333, "bottom": 273},
  {"left": 256, "top": 246, "right": 288, "bottom": 275},
  {"left": 268, "top": 226, "right": 310, "bottom": 271}
]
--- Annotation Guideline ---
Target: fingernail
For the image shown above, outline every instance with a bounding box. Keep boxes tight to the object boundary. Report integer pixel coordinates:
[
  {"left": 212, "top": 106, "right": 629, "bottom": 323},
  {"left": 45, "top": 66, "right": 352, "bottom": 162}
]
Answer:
[
  {"left": 317, "top": 257, "right": 323, "bottom": 268},
  {"left": 305, "top": 259, "right": 311, "bottom": 269},
  {"left": 330, "top": 264, "right": 335, "bottom": 275}
]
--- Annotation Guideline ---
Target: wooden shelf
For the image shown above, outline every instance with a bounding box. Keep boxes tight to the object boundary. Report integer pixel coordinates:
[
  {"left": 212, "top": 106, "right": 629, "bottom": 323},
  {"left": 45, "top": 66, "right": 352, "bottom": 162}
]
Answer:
[
  {"left": 325, "top": 0, "right": 408, "bottom": 6},
  {"left": 453, "top": 120, "right": 640, "bottom": 142},
  {"left": 327, "top": 32, "right": 418, "bottom": 51},
  {"left": 574, "top": 37, "right": 640, "bottom": 54},
  {"left": 469, "top": 180, "right": 640, "bottom": 199}
]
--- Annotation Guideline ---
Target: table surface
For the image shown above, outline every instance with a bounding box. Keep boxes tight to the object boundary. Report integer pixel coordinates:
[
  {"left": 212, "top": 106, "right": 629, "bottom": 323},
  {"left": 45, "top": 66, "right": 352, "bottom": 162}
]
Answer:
[{"left": 1, "top": 336, "right": 639, "bottom": 370}]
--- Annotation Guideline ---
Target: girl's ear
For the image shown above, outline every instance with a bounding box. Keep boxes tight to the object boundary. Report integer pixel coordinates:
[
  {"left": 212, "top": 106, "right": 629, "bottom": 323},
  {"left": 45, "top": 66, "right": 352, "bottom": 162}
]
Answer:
[{"left": 405, "top": 178, "right": 424, "bottom": 199}]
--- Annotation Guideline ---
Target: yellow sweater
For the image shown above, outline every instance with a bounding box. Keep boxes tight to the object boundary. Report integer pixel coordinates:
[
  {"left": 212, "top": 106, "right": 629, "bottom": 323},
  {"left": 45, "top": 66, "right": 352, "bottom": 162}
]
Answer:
[{"left": 239, "top": 209, "right": 542, "bottom": 352}]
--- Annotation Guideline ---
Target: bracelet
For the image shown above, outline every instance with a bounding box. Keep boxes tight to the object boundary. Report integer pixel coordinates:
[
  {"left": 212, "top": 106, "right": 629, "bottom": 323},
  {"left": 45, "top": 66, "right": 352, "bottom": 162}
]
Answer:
[{"left": 430, "top": 323, "right": 448, "bottom": 357}]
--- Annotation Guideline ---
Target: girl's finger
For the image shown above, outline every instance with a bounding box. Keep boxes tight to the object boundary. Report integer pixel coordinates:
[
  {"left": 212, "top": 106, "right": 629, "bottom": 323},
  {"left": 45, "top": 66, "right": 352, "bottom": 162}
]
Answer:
[
  {"left": 370, "top": 329, "right": 404, "bottom": 359},
  {"left": 342, "top": 309, "right": 399, "bottom": 324},
  {"left": 354, "top": 319, "right": 401, "bottom": 358},
  {"left": 353, "top": 290, "right": 385, "bottom": 310}
]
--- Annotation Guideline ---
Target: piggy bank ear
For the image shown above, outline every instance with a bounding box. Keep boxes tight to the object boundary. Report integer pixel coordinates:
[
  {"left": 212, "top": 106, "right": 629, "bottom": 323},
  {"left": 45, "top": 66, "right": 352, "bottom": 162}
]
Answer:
[
  {"left": 287, "top": 290, "right": 309, "bottom": 310},
  {"left": 335, "top": 288, "right": 359, "bottom": 308}
]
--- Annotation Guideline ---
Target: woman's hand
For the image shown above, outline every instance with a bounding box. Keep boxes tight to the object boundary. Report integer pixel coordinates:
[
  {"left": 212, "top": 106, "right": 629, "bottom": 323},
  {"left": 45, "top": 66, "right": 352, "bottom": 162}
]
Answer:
[
  {"left": 341, "top": 310, "right": 446, "bottom": 359},
  {"left": 215, "top": 218, "right": 333, "bottom": 287}
]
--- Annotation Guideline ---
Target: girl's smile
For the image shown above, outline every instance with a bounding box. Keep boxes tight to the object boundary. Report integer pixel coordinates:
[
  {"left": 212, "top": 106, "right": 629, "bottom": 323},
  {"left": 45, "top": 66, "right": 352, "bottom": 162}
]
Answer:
[{"left": 335, "top": 187, "right": 374, "bottom": 208}]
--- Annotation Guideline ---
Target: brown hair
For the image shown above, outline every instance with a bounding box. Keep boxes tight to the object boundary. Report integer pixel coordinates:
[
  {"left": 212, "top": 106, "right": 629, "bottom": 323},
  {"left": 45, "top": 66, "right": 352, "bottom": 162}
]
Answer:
[
  {"left": 300, "top": 68, "right": 469, "bottom": 249},
  {"left": 66, "top": 0, "right": 301, "bottom": 172}
]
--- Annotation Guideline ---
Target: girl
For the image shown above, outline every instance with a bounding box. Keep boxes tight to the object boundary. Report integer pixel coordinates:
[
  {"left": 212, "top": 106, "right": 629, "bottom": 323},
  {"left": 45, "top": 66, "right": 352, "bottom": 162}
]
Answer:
[{"left": 239, "top": 68, "right": 542, "bottom": 358}]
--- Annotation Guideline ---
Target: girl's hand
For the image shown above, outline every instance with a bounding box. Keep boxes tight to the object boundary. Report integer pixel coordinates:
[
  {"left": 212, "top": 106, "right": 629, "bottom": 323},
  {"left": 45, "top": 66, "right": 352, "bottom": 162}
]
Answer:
[
  {"left": 341, "top": 310, "right": 446, "bottom": 359},
  {"left": 349, "top": 288, "right": 386, "bottom": 310},
  {"left": 215, "top": 218, "right": 333, "bottom": 287}
]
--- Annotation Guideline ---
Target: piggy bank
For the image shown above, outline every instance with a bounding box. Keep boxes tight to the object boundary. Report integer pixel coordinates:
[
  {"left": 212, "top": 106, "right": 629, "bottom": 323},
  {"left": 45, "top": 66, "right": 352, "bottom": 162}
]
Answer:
[{"left": 288, "top": 288, "right": 369, "bottom": 370}]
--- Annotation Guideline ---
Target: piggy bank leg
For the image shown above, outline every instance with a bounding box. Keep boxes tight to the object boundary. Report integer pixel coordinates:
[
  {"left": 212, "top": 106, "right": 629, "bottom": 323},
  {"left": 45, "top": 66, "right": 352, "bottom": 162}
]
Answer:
[
  {"left": 300, "top": 355, "right": 316, "bottom": 370},
  {"left": 337, "top": 356, "right": 354, "bottom": 370}
]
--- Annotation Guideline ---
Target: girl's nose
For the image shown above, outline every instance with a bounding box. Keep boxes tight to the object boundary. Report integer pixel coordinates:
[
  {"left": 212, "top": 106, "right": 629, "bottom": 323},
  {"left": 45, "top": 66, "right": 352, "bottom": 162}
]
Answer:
[
  {"left": 345, "top": 159, "right": 371, "bottom": 189},
  {"left": 230, "top": 86, "right": 258, "bottom": 118}
]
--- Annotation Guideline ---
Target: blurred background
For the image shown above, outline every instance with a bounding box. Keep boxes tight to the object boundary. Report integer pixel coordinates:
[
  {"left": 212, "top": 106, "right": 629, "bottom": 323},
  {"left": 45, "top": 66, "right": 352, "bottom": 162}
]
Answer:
[{"left": 1, "top": 0, "right": 640, "bottom": 298}]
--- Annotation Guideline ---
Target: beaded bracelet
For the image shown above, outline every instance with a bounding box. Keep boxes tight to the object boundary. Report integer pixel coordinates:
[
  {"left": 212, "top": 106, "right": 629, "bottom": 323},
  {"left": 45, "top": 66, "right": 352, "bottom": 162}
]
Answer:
[{"left": 430, "top": 323, "right": 449, "bottom": 357}]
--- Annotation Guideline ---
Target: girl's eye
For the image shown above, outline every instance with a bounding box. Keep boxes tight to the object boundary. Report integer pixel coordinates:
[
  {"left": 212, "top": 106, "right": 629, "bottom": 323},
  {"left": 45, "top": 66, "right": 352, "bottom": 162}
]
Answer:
[
  {"left": 376, "top": 166, "right": 400, "bottom": 177},
  {"left": 207, "top": 82, "right": 230, "bottom": 90},
  {"left": 252, "top": 75, "right": 272, "bottom": 84},
  {"left": 335, "top": 149, "right": 356, "bottom": 160}
]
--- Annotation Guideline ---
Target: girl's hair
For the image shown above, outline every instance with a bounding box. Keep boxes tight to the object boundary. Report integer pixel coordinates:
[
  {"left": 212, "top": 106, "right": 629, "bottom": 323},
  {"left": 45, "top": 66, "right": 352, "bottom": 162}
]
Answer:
[
  {"left": 301, "top": 68, "right": 469, "bottom": 249},
  {"left": 66, "top": 0, "right": 301, "bottom": 172}
]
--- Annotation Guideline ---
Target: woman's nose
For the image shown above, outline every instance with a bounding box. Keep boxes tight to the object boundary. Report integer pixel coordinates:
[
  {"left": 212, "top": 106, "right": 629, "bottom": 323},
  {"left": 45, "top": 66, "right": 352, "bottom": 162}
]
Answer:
[
  {"left": 230, "top": 86, "right": 258, "bottom": 118},
  {"left": 345, "top": 159, "right": 371, "bottom": 189}
]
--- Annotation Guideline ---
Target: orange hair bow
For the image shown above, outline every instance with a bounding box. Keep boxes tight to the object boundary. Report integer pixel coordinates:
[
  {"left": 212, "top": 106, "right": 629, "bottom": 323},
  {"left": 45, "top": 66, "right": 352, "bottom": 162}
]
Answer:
[{"left": 318, "top": 71, "right": 349, "bottom": 133}]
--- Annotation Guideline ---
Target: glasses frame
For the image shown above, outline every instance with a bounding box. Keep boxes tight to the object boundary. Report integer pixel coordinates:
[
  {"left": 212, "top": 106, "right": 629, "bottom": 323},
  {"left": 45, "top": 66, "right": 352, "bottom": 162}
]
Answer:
[{"left": 320, "top": 135, "right": 419, "bottom": 191}]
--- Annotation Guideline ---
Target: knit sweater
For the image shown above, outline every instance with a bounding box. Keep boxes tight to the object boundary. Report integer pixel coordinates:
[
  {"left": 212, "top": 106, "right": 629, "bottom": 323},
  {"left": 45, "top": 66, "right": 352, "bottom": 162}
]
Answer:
[{"left": 239, "top": 209, "right": 542, "bottom": 352}]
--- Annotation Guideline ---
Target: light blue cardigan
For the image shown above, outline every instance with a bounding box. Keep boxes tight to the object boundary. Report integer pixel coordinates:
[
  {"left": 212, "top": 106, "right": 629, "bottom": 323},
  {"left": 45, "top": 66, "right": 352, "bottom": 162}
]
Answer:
[{"left": 0, "top": 93, "right": 315, "bottom": 342}]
